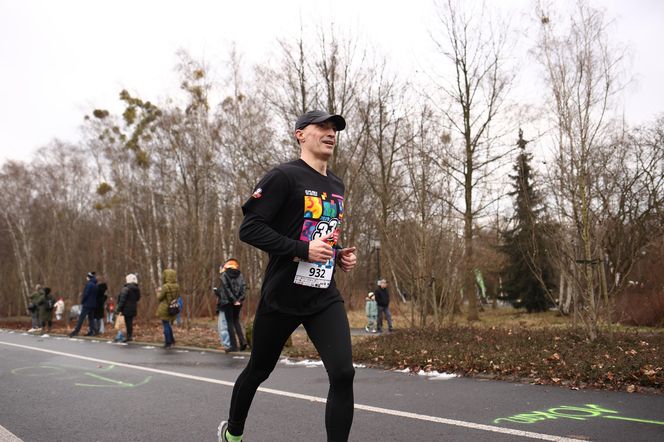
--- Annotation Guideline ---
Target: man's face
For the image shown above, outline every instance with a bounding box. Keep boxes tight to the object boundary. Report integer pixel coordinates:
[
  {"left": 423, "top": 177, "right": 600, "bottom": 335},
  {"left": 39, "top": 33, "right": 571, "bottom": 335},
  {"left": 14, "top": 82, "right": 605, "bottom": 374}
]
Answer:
[
  {"left": 296, "top": 121, "right": 337, "bottom": 160},
  {"left": 380, "top": 281, "right": 387, "bottom": 289}
]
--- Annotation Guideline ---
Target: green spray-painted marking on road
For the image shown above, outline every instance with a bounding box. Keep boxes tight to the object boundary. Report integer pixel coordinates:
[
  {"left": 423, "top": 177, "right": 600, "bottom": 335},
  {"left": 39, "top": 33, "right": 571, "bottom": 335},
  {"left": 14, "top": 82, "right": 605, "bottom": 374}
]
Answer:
[
  {"left": 603, "top": 415, "right": 664, "bottom": 426},
  {"left": 494, "top": 404, "right": 664, "bottom": 426},
  {"left": 12, "top": 365, "right": 66, "bottom": 376},
  {"left": 12, "top": 363, "right": 151, "bottom": 389},
  {"left": 76, "top": 372, "right": 152, "bottom": 388}
]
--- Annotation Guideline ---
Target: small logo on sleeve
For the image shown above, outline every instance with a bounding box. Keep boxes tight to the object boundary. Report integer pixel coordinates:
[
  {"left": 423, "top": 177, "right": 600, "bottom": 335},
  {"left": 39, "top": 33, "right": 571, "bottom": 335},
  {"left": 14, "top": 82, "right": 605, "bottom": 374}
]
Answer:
[{"left": 252, "top": 188, "right": 263, "bottom": 199}]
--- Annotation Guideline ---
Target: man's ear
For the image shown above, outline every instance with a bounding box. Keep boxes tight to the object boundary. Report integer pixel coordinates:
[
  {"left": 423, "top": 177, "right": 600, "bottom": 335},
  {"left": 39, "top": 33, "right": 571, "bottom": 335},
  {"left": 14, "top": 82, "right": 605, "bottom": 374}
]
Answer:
[{"left": 295, "top": 128, "right": 305, "bottom": 144}]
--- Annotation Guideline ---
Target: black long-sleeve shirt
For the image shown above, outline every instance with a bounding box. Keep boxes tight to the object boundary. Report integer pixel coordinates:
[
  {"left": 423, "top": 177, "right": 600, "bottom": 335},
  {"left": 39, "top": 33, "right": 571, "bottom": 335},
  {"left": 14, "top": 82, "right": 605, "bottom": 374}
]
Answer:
[{"left": 240, "top": 159, "right": 346, "bottom": 315}]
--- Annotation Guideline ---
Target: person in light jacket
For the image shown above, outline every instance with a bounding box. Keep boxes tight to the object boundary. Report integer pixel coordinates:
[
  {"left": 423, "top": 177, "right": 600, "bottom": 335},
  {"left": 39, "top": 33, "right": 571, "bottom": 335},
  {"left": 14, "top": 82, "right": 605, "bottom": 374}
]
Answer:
[{"left": 156, "top": 269, "right": 178, "bottom": 349}]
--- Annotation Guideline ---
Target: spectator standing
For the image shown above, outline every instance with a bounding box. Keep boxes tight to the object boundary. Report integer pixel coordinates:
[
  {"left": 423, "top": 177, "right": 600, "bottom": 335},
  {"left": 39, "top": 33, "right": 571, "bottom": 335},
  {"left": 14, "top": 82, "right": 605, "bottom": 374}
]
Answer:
[
  {"left": 94, "top": 275, "right": 108, "bottom": 335},
  {"left": 218, "top": 258, "right": 248, "bottom": 352},
  {"left": 69, "top": 272, "right": 98, "bottom": 337},
  {"left": 54, "top": 297, "right": 65, "bottom": 321},
  {"left": 156, "top": 269, "right": 178, "bottom": 348},
  {"left": 374, "top": 279, "right": 393, "bottom": 333},
  {"left": 115, "top": 274, "right": 140, "bottom": 342},
  {"left": 28, "top": 284, "right": 42, "bottom": 332},
  {"left": 214, "top": 276, "right": 232, "bottom": 351},
  {"left": 364, "top": 292, "right": 377, "bottom": 333},
  {"left": 37, "top": 287, "right": 55, "bottom": 332}
]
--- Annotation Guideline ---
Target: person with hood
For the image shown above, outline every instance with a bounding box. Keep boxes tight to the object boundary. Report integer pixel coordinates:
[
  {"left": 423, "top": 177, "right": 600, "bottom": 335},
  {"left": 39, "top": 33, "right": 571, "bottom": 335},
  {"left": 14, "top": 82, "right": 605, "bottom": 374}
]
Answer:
[
  {"left": 218, "top": 258, "right": 248, "bottom": 352},
  {"left": 94, "top": 275, "right": 108, "bottom": 335},
  {"left": 115, "top": 273, "right": 141, "bottom": 342},
  {"left": 70, "top": 272, "right": 98, "bottom": 337},
  {"left": 37, "top": 287, "right": 55, "bottom": 332},
  {"left": 364, "top": 292, "right": 377, "bottom": 333},
  {"left": 156, "top": 269, "right": 179, "bottom": 348}
]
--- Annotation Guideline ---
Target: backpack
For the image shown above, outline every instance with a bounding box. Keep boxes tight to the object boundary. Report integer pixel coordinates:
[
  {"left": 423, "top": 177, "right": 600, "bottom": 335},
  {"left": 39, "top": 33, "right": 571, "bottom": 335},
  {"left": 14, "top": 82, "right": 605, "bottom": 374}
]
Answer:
[{"left": 168, "top": 298, "right": 180, "bottom": 316}]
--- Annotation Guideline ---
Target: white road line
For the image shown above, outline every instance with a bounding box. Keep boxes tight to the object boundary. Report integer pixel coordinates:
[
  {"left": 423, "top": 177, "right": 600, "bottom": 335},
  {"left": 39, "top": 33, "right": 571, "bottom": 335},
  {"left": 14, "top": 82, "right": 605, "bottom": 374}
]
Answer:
[
  {"left": 0, "top": 424, "right": 23, "bottom": 442},
  {"left": 0, "top": 340, "right": 586, "bottom": 442}
]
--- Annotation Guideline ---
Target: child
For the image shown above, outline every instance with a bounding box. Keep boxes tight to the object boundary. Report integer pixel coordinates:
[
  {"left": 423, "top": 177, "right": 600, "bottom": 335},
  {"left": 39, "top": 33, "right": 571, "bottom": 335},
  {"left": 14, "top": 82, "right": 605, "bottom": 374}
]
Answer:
[{"left": 365, "top": 292, "right": 378, "bottom": 333}]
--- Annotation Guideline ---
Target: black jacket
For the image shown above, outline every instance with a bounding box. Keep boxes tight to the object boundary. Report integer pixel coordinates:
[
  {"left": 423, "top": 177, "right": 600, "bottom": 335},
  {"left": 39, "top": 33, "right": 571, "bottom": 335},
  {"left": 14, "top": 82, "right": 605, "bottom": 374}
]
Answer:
[
  {"left": 374, "top": 287, "right": 390, "bottom": 307},
  {"left": 217, "top": 269, "right": 246, "bottom": 311},
  {"left": 117, "top": 283, "right": 141, "bottom": 317},
  {"left": 94, "top": 283, "right": 108, "bottom": 319}
]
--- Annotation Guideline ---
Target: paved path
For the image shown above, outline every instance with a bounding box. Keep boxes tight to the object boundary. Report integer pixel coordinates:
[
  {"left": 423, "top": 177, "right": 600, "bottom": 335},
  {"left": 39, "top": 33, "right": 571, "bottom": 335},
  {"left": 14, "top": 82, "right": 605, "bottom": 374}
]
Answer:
[{"left": 1, "top": 330, "right": 663, "bottom": 441}]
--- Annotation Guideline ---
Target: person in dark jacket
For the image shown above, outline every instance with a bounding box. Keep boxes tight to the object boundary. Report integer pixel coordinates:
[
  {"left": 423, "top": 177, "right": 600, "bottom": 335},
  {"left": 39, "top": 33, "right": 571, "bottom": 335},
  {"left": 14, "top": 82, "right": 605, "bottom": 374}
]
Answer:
[
  {"left": 219, "top": 258, "right": 248, "bottom": 352},
  {"left": 374, "top": 279, "right": 393, "bottom": 333},
  {"left": 115, "top": 273, "right": 141, "bottom": 342},
  {"left": 214, "top": 271, "right": 232, "bottom": 351},
  {"left": 94, "top": 275, "right": 108, "bottom": 335},
  {"left": 70, "top": 272, "right": 98, "bottom": 337},
  {"left": 37, "top": 287, "right": 55, "bottom": 332}
]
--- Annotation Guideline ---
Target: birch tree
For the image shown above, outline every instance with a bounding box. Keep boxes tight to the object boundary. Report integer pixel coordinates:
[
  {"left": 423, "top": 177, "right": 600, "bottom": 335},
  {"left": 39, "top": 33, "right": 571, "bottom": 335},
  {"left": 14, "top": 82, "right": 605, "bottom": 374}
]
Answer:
[{"left": 535, "top": 0, "right": 626, "bottom": 339}]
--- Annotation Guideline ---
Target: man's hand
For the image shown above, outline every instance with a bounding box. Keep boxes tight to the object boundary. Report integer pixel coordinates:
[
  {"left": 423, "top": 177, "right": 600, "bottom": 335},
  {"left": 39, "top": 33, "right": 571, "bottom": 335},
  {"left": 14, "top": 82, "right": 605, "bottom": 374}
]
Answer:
[
  {"left": 337, "top": 247, "right": 357, "bottom": 272},
  {"left": 308, "top": 231, "right": 335, "bottom": 263}
]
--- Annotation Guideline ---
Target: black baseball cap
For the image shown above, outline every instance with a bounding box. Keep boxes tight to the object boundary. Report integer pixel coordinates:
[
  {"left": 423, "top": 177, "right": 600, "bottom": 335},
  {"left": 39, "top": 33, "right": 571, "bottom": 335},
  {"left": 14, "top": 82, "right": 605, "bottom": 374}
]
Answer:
[{"left": 294, "top": 110, "right": 346, "bottom": 131}]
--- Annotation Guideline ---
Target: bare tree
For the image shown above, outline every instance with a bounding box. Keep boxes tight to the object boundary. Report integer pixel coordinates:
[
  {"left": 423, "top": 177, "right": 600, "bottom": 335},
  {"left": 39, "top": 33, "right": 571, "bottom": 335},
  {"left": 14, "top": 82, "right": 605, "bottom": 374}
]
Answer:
[
  {"left": 534, "top": 0, "right": 626, "bottom": 339},
  {"left": 430, "top": 0, "right": 515, "bottom": 320},
  {"left": 0, "top": 161, "right": 36, "bottom": 311},
  {"left": 398, "top": 105, "right": 463, "bottom": 327}
]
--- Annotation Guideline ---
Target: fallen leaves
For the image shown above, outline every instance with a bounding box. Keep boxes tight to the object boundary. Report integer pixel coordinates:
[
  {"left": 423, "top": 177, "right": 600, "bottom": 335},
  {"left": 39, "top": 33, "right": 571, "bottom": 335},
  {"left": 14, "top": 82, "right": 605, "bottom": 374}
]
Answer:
[{"left": 349, "top": 326, "right": 664, "bottom": 393}]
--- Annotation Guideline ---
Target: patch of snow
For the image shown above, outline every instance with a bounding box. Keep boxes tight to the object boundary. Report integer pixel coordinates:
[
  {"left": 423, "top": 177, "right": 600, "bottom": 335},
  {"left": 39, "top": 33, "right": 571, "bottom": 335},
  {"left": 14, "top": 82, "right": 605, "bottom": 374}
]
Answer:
[{"left": 280, "top": 358, "right": 324, "bottom": 367}]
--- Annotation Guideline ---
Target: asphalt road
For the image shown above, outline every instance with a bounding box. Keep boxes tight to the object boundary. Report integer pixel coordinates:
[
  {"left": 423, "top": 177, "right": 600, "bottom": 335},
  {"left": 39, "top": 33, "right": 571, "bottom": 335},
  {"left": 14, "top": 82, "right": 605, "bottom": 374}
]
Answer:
[{"left": 1, "top": 330, "right": 663, "bottom": 441}]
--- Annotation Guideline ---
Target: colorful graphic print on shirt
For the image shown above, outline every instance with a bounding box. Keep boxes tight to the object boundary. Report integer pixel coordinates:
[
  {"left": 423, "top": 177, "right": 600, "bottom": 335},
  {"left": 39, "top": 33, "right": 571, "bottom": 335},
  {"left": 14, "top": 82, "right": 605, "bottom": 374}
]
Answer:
[{"left": 294, "top": 192, "right": 344, "bottom": 288}]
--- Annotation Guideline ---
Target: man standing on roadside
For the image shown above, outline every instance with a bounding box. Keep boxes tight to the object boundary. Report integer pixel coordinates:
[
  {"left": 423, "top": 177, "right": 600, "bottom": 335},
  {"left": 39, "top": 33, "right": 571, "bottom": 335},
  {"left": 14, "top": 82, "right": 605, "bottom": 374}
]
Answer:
[
  {"left": 375, "top": 278, "right": 393, "bottom": 333},
  {"left": 70, "top": 272, "right": 97, "bottom": 337},
  {"left": 218, "top": 110, "right": 357, "bottom": 442}
]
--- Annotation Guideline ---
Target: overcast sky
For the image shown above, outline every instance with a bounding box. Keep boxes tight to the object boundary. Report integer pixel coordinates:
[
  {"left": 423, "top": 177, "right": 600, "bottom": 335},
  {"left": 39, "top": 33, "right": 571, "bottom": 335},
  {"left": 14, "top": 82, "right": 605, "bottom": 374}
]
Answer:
[{"left": 1, "top": 0, "right": 663, "bottom": 165}]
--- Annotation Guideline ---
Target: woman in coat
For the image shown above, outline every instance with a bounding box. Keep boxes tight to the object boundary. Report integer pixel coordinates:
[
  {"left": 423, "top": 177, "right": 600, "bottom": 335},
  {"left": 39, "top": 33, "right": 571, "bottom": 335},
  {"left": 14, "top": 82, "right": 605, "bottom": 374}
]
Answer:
[
  {"left": 116, "top": 274, "right": 141, "bottom": 342},
  {"left": 156, "top": 269, "right": 179, "bottom": 349}
]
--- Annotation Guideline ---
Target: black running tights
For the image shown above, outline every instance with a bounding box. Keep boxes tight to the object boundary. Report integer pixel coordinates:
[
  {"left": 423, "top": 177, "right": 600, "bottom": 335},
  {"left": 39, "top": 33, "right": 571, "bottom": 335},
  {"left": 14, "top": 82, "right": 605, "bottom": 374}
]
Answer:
[{"left": 227, "top": 301, "right": 355, "bottom": 441}]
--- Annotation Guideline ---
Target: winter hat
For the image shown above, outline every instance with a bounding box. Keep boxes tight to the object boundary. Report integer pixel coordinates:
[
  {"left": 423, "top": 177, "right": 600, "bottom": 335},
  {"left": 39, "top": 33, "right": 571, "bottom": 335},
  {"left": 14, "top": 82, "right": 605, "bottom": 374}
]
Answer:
[
  {"left": 223, "top": 258, "right": 239, "bottom": 271},
  {"left": 126, "top": 273, "right": 138, "bottom": 284},
  {"left": 87, "top": 271, "right": 96, "bottom": 279}
]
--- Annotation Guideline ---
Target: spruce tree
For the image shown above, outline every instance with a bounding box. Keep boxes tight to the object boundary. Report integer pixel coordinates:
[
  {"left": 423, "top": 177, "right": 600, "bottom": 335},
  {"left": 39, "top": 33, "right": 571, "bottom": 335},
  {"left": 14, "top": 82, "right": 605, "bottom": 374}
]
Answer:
[{"left": 499, "top": 130, "right": 555, "bottom": 312}]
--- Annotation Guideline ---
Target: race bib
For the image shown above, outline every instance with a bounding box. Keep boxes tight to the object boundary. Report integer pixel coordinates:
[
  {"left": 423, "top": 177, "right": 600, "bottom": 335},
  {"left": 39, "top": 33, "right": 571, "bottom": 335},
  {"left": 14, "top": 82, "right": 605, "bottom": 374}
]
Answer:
[{"left": 294, "top": 259, "right": 334, "bottom": 288}]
